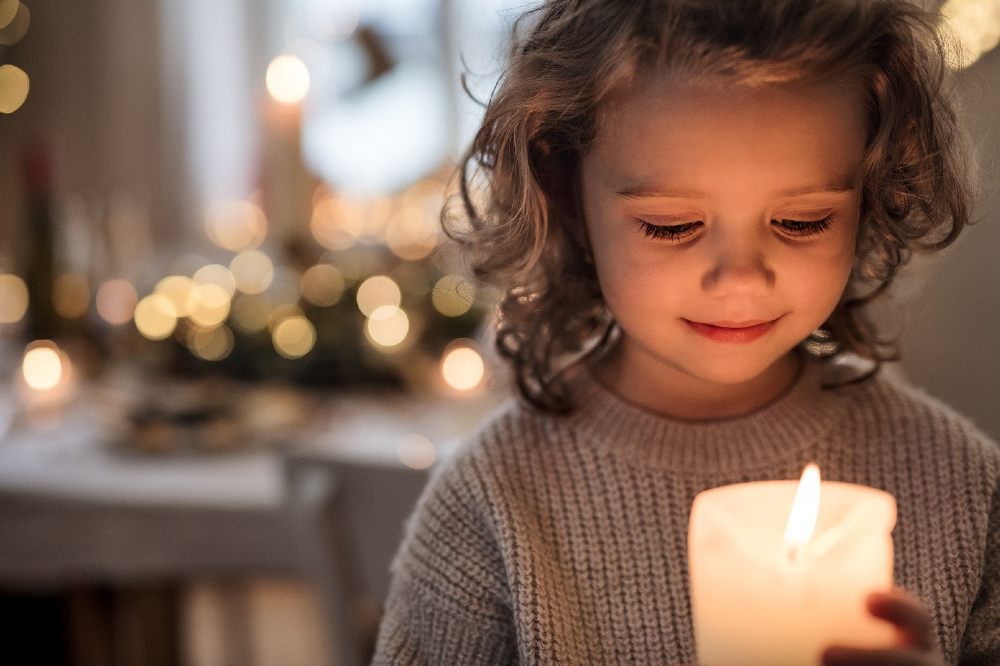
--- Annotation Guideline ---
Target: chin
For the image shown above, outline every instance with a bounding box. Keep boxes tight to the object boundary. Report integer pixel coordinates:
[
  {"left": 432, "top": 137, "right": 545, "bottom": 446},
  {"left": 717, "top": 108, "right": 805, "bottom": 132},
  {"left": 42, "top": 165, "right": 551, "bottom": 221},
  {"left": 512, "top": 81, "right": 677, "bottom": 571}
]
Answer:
[{"left": 684, "top": 354, "right": 785, "bottom": 386}]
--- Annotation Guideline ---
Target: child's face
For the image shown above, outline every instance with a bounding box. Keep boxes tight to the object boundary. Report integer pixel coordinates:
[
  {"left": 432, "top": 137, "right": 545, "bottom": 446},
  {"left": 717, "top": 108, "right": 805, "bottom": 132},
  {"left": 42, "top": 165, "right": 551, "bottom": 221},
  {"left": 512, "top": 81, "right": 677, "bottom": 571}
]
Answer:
[{"left": 579, "top": 72, "right": 866, "bottom": 390}]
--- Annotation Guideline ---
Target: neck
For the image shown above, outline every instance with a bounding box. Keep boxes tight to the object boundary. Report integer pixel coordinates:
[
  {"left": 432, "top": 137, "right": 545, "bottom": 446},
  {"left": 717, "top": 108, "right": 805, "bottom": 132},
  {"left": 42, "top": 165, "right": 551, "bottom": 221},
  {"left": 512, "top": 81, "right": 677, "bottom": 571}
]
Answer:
[{"left": 592, "top": 345, "right": 804, "bottom": 421}]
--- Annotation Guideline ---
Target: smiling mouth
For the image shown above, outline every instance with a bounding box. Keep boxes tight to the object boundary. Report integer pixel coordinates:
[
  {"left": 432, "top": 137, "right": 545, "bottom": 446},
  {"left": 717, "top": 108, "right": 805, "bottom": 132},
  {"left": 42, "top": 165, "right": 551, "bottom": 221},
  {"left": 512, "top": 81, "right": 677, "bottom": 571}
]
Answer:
[{"left": 683, "top": 316, "right": 782, "bottom": 343}]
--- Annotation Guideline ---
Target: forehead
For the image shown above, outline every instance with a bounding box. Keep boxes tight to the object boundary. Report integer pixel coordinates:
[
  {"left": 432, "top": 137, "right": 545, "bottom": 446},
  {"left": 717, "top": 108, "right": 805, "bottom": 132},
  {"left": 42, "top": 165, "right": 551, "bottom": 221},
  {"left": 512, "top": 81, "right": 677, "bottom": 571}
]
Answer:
[{"left": 589, "top": 72, "right": 868, "bottom": 198}]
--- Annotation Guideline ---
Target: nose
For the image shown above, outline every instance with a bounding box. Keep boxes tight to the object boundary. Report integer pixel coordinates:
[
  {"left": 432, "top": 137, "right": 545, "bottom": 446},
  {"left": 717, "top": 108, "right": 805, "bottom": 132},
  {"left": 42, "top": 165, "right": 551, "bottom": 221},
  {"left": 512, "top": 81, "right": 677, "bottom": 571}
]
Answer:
[{"left": 701, "top": 238, "right": 775, "bottom": 297}]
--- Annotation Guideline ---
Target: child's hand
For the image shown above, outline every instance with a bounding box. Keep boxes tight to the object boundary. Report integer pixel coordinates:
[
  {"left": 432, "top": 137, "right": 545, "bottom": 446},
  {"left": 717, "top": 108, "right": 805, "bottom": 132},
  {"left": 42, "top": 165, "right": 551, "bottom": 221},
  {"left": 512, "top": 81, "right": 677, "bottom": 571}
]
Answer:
[{"left": 821, "top": 589, "right": 945, "bottom": 666}]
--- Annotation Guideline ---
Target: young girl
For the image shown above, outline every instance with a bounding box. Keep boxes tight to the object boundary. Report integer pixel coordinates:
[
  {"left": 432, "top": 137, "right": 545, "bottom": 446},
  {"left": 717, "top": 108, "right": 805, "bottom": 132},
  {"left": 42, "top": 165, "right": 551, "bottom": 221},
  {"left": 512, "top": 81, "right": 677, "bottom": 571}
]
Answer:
[{"left": 373, "top": 1, "right": 998, "bottom": 664}]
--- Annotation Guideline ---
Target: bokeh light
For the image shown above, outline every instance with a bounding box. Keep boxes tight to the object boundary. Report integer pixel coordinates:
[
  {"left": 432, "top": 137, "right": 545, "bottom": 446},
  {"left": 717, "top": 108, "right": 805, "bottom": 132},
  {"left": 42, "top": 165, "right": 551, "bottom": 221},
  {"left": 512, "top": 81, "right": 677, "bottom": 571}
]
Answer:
[
  {"left": 0, "top": 2, "right": 29, "bottom": 46},
  {"left": 397, "top": 433, "right": 436, "bottom": 470},
  {"left": 134, "top": 294, "right": 178, "bottom": 340},
  {"left": 441, "top": 342, "right": 485, "bottom": 391},
  {"left": 231, "top": 294, "right": 272, "bottom": 333},
  {"left": 189, "top": 325, "right": 234, "bottom": 361},
  {"left": 356, "top": 275, "right": 401, "bottom": 317},
  {"left": 0, "top": 273, "right": 29, "bottom": 324},
  {"left": 188, "top": 283, "right": 232, "bottom": 328},
  {"left": 301, "top": 263, "right": 346, "bottom": 307},
  {"left": 431, "top": 274, "right": 475, "bottom": 317},
  {"left": 22, "top": 341, "right": 64, "bottom": 391},
  {"left": 0, "top": 64, "right": 28, "bottom": 114},
  {"left": 942, "top": 0, "right": 1000, "bottom": 68},
  {"left": 268, "top": 303, "right": 305, "bottom": 332},
  {"left": 205, "top": 200, "right": 268, "bottom": 252},
  {"left": 96, "top": 279, "right": 138, "bottom": 325},
  {"left": 365, "top": 305, "right": 409, "bottom": 348},
  {"left": 384, "top": 203, "right": 439, "bottom": 261},
  {"left": 266, "top": 53, "right": 310, "bottom": 105},
  {"left": 192, "top": 263, "right": 237, "bottom": 298},
  {"left": 0, "top": 0, "right": 18, "bottom": 29},
  {"left": 52, "top": 273, "right": 90, "bottom": 319},
  {"left": 272, "top": 315, "right": 316, "bottom": 359},
  {"left": 311, "top": 195, "right": 365, "bottom": 250},
  {"left": 154, "top": 275, "right": 196, "bottom": 317},
  {"left": 230, "top": 250, "right": 275, "bottom": 295}
]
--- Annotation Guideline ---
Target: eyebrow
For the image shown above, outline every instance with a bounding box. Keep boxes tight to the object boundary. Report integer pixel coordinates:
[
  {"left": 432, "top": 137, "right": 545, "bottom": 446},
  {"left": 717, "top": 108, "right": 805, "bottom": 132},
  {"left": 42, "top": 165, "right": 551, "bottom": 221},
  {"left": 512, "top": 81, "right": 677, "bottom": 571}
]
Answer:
[{"left": 615, "top": 179, "right": 858, "bottom": 200}]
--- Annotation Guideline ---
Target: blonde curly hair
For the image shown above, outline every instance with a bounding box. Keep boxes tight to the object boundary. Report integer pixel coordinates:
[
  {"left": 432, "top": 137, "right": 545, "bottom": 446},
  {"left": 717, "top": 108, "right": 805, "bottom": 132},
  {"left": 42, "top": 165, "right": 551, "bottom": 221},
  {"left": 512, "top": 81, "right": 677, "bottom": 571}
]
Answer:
[{"left": 445, "top": 0, "right": 977, "bottom": 412}]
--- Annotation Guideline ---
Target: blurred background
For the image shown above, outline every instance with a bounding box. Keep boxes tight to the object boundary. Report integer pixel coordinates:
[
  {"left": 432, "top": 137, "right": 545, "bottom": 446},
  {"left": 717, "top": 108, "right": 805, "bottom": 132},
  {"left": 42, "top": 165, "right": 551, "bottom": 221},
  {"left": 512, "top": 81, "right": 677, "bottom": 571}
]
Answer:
[{"left": 0, "top": 1, "right": 997, "bottom": 664}]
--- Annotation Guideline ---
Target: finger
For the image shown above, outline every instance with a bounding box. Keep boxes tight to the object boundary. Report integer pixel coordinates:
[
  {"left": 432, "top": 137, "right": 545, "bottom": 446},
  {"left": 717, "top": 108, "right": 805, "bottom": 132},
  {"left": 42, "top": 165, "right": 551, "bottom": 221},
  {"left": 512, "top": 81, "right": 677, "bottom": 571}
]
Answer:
[
  {"left": 866, "top": 590, "right": 935, "bottom": 651},
  {"left": 822, "top": 646, "right": 939, "bottom": 666}
]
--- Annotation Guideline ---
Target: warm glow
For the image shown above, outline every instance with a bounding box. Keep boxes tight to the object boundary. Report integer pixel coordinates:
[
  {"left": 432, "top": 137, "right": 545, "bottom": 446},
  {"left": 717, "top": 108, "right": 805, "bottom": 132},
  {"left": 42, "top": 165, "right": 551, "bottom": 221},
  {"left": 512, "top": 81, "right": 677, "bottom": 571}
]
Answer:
[
  {"left": 134, "top": 294, "right": 178, "bottom": 340},
  {"left": 53, "top": 273, "right": 90, "bottom": 319},
  {"left": 154, "top": 275, "right": 196, "bottom": 317},
  {"left": 942, "top": 0, "right": 1000, "bottom": 68},
  {"left": 441, "top": 343, "right": 486, "bottom": 391},
  {"left": 96, "top": 279, "right": 138, "bottom": 325},
  {"left": 205, "top": 200, "right": 268, "bottom": 252},
  {"left": 0, "top": 63, "right": 28, "bottom": 114},
  {"left": 397, "top": 434, "right": 436, "bottom": 470},
  {"left": 272, "top": 315, "right": 316, "bottom": 359},
  {"left": 783, "top": 463, "right": 822, "bottom": 562},
  {"left": 301, "top": 263, "right": 346, "bottom": 307},
  {"left": 0, "top": 1, "right": 29, "bottom": 47},
  {"left": 365, "top": 305, "right": 409, "bottom": 348},
  {"left": 431, "top": 274, "right": 475, "bottom": 317},
  {"left": 22, "top": 342, "right": 63, "bottom": 391},
  {"left": 188, "top": 283, "right": 232, "bottom": 328},
  {"left": 310, "top": 195, "right": 365, "bottom": 250},
  {"left": 190, "top": 325, "right": 234, "bottom": 361},
  {"left": 356, "top": 275, "right": 401, "bottom": 317},
  {"left": 266, "top": 304, "right": 302, "bottom": 331},
  {"left": 193, "top": 263, "right": 237, "bottom": 297},
  {"left": 0, "top": 0, "right": 17, "bottom": 29},
  {"left": 231, "top": 294, "right": 272, "bottom": 333},
  {"left": 0, "top": 273, "right": 29, "bottom": 323},
  {"left": 385, "top": 204, "right": 439, "bottom": 261},
  {"left": 266, "top": 53, "right": 310, "bottom": 104},
  {"left": 230, "top": 250, "right": 274, "bottom": 295}
]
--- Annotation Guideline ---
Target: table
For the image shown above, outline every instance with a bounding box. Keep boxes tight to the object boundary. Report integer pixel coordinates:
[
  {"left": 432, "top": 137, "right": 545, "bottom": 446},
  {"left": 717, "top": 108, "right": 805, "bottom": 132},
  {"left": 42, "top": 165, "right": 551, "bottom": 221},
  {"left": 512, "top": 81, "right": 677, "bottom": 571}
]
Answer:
[{"left": 0, "top": 371, "right": 506, "bottom": 663}]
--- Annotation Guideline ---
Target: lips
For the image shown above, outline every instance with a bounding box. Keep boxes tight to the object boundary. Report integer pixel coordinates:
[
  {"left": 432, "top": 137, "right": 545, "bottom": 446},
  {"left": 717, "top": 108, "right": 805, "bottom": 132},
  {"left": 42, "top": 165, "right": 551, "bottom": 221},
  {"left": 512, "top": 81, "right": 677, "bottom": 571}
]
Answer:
[
  {"left": 703, "top": 319, "right": 772, "bottom": 328},
  {"left": 683, "top": 316, "right": 781, "bottom": 343}
]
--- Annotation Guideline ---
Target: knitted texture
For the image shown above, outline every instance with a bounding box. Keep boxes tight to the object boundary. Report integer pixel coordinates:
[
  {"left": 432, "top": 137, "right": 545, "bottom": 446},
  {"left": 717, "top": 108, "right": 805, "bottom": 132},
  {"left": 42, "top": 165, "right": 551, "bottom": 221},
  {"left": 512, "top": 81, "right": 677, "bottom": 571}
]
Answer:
[{"left": 372, "top": 359, "right": 1000, "bottom": 665}]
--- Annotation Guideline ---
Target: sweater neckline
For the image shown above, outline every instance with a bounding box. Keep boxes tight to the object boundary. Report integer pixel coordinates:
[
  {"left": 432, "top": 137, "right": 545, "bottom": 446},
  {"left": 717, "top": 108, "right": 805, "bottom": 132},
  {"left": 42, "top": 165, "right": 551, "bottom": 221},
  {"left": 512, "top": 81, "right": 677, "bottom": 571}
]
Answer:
[{"left": 563, "top": 356, "right": 843, "bottom": 474}]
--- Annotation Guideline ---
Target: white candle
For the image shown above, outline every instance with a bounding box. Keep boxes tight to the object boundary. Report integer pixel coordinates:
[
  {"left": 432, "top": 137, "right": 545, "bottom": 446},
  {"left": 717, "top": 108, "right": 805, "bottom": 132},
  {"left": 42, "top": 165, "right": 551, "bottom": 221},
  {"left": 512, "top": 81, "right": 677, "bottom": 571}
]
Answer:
[{"left": 688, "top": 463, "right": 897, "bottom": 666}]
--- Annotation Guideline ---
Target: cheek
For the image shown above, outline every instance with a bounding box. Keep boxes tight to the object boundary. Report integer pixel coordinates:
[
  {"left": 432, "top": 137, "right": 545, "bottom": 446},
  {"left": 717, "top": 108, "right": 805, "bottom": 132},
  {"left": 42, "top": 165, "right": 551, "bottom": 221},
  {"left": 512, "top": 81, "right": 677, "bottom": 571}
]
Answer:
[{"left": 784, "top": 237, "right": 856, "bottom": 311}]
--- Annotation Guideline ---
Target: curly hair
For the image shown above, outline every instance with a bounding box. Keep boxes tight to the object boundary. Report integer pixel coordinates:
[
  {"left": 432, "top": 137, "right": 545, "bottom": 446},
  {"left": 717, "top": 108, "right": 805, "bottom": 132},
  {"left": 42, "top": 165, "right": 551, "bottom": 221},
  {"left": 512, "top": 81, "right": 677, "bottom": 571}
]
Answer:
[{"left": 445, "top": 0, "right": 977, "bottom": 412}]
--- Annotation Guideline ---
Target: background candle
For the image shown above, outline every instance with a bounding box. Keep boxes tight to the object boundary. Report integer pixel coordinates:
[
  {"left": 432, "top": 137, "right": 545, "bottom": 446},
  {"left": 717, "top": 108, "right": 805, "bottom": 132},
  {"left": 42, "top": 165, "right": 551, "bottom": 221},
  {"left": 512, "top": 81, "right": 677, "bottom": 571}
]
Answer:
[{"left": 688, "top": 469, "right": 897, "bottom": 666}]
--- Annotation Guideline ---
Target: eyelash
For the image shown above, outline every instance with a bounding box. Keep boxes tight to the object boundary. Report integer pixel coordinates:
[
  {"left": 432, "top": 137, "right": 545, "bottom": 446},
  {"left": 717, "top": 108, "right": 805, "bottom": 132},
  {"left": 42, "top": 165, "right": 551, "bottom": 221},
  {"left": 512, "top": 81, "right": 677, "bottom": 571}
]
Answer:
[{"left": 636, "top": 215, "right": 834, "bottom": 241}]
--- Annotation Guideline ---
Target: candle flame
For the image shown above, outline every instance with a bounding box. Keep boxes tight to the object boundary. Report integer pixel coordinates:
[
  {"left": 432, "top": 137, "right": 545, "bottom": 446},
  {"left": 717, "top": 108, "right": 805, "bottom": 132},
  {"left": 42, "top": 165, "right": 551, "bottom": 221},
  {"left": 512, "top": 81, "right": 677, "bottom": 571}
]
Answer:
[{"left": 783, "top": 462, "right": 821, "bottom": 563}]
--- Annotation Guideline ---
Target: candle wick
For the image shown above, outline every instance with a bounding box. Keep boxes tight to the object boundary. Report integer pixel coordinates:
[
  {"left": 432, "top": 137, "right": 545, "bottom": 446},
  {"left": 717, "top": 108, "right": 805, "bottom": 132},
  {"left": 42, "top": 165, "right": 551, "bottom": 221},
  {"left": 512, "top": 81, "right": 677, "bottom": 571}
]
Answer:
[{"left": 785, "top": 541, "right": 801, "bottom": 565}]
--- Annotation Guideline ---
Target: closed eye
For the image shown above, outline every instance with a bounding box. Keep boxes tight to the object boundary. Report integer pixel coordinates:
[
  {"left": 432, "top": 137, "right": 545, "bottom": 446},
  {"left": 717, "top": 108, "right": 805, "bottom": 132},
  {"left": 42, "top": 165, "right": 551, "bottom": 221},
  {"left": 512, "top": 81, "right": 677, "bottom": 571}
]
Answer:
[
  {"left": 636, "top": 220, "right": 702, "bottom": 241},
  {"left": 772, "top": 215, "right": 834, "bottom": 237},
  {"left": 636, "top": 215, "right": 834, "bottom": 242}
]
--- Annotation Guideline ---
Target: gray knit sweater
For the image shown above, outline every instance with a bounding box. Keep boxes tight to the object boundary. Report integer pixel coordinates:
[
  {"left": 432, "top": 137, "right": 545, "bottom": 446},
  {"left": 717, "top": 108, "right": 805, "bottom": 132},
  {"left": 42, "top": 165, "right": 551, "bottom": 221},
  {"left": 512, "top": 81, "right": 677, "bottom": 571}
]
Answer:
[{"left": 372, "top": 359, "right": 1000, "bottom": 665}]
